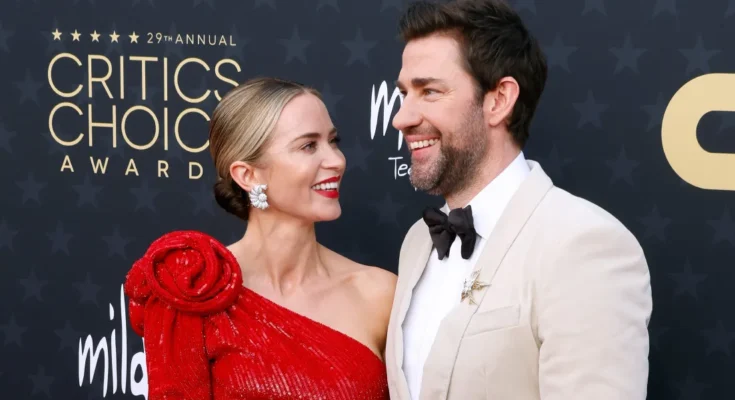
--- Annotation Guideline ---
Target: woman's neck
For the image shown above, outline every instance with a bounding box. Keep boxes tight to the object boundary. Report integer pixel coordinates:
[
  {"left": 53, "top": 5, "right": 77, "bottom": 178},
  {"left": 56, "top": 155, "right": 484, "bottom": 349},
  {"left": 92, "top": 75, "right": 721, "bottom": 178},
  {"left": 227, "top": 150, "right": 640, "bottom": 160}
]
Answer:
[{"left": 232, "top": 211, "right": 327, "bottom": 296}]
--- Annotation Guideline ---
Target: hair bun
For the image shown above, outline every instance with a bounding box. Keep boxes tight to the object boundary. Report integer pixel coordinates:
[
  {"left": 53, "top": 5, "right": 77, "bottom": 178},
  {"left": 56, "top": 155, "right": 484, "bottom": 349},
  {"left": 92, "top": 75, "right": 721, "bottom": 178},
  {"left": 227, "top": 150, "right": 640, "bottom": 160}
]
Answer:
[{"left": 213, "top": 179, "right": 250, "bottom": 221}]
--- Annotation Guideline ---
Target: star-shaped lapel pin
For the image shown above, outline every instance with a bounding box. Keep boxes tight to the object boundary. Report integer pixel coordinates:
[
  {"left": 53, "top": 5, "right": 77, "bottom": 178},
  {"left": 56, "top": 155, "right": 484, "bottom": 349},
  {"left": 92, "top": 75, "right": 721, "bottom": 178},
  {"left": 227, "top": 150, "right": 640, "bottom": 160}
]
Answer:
[{"left": 461, "top": 270, "right": 489, "bottom": 305}]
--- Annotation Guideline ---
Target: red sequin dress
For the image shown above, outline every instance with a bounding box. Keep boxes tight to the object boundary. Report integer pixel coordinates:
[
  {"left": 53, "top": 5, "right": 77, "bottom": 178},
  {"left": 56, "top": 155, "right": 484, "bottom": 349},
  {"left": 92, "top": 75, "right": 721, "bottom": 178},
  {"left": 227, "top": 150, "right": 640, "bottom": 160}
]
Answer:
[{"left": 123, "top": 230, "right": 390, "bottom": 400}]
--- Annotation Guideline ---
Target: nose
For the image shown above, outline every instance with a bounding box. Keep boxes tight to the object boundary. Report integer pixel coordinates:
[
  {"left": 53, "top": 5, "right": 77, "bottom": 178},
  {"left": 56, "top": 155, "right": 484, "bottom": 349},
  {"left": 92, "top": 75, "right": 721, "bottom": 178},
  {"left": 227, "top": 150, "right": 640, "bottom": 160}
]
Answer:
[
  {"left": 392, "top": 96, "right": 421, "bottom": 132},
  {"left": 323, "top": 143, "right": 346, "bottom": 172}
]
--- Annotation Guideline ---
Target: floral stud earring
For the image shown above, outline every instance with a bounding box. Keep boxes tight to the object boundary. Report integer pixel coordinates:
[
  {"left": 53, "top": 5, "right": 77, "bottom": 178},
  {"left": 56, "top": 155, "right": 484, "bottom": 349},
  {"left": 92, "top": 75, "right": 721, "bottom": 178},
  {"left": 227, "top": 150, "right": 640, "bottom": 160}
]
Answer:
[{"left": 248, "top": 184, "right": 268, "bottom": 210}]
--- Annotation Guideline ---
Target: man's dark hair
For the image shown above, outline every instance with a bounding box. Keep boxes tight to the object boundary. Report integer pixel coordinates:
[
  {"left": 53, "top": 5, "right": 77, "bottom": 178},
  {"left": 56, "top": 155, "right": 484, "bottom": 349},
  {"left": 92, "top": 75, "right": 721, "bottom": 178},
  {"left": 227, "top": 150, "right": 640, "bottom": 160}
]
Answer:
[{"left": 398, "top": 0, "right": 547, "bottom": 147}]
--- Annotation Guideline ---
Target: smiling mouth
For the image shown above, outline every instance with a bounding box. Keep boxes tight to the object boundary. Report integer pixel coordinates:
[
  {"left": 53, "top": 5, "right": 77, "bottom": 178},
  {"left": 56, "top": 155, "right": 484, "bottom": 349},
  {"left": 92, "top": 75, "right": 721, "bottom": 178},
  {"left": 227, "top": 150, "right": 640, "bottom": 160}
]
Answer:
[
  {"left": 311, "top": 179, "right": 340, "bottom": 199},
  {"left": 409, "top": 138, "right": 440, "bottom": 151}
]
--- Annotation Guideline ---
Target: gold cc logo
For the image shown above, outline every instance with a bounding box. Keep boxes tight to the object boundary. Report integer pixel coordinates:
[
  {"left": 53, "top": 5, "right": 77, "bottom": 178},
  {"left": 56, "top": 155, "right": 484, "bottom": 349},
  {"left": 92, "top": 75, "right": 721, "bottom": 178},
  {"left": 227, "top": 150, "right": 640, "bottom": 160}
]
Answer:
[{"left": 662, "top": 73, "right": 735, "bottom": 190}]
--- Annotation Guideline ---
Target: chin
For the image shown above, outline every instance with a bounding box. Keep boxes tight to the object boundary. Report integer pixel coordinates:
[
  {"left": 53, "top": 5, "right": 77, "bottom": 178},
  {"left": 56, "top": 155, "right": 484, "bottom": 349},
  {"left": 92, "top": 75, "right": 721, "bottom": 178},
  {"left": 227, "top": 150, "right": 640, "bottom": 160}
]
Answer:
[{"left": 312, "top": 205, "right": 342, "bottom": 222}]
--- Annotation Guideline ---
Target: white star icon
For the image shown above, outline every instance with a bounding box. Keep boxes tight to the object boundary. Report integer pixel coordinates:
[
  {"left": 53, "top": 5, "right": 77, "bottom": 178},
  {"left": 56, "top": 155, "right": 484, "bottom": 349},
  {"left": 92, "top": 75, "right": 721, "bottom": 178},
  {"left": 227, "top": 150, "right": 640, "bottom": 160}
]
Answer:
[
  {"left": 52, "top": 29, "right": 62, "bottom": 41},
  {"left": 71, "top": 30, "right": 81, "bottom": 41},
  {"left": 129, "top": 31, "right": 139, "bottom": 43},
  {"left": 90, "top": 30, "right": 100, "bottom": 42},
  {"left": 109, "top": 31, "right": 120, "bottom": 43}
]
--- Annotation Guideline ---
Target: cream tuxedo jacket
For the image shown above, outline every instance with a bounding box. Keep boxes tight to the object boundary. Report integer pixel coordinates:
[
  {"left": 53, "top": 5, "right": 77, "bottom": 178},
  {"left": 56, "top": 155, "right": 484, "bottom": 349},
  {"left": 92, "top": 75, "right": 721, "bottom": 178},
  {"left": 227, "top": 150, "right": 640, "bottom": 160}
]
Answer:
[{"left": 386, "top": 160, "right": 652, "bottom": 400}]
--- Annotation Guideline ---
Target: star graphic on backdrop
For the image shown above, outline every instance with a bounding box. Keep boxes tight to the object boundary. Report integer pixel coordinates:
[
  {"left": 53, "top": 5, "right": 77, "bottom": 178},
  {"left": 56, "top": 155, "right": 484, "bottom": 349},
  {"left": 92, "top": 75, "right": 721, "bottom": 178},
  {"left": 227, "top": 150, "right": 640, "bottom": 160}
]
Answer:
[
  {"left": 0, "top": 220, "right": 18, "bottom": 251},
  {"left": 701, "top": 320, "right": 735, "bottom": 356},
  {"left": 164, "top": 23, "right": 183, "bottom": 59},
  {"left": 129, "top": 31, "right": 139, "bottom": 43},
  {"left": 0, "top": 22, "right": 14, "bottom": 52},
  {"left": 672, "top": 373, "right": 710, "bottom": 399},
  {"left": 0, "top": 315, "right": 27, "bottom": 347},
  {"left": 610, "top": 34, "right": 646, "bottom": 74},
  {"left": 606, "top": 146, "right": 639, "bottom": 186},
  {"left": 71, "top": 30, "right": 81, "bottom": 41},
  {"left": 190, "top": 184, "right": 216, "bottom": 215},
  {"left": 74, "top": 273, "right": 101, "bottom": 306},
  {"left": 90, "top": 30, "right": 101, "bottom": 42},
  {"left": 16, "top": 173, "right": 47, "bottom": 205},
  {"left": 72, "top": 175, "right": 103, "bottom": 208},
  {"left": 582, "top": 0, "right": 606, "bottom": 15},
  {"left": 104, "top": 24, "right": 123, "bottom": 57},
  {"left": 668, "top": 259, "right": 707, "bottom": 300},
  {"left": 639, "top": 205, "right": 671, "bottom": 241},
  {"left": 539, "top": 145, "right": 573, "bottom": 179},
  {"left": 130, "top": 179, "right": 162, "bottom": 212},
  {"left": 679, "top": 35, "right": 720, "bottom": 75},
  {"left": 18, "top": 269, "right": 48, "bottom": 302},
  {"left": 543, "top": 35, "right": 577, "bottom": 72},
  {"left": 47, "top": 221, "right": 73, "bottom": 255},
  {"left": 103, "top": 226, "right": 133, "bottom": 258},
  {"left": 317, "top": 0, "right": 339, "bottom": 12},
  {"left": 320, "top": 82, "right": 344, "bottom": 118},
  {"left": 641, "top": 92, "right": 667, "bottom": 132},
  {"left": 345, "top": 137, "right": 373, "bottom": 172},
  {"left": 727, "top": 0, "right": 735, "bottom": 17},
  {"left": 342, "top": 28, "right": 377, "bottom": 66},
  {"left": 381, "top": 0, "right": 403, "bottom": 11},
  {"left": 28, "top": 366, "right": 54, "bottom": 398},
  {"left": 41, "top": 19, "right": 66, "bottom": 55},
  {"left": 280, "top": 27, "right": 311, "bottom": 64},
  {"left": 14, "top": 69, "right": 44, "bottom": 106},
  {"left": 372, "top": 193, "right": 404, "bottom": 227},
  {"left": 193, "top": 0, "right": 215, "bottom": 7},
  {"left": 653, "top": 0, "right": 677, "bottom": 16},
  {"left": 52, "top": 28, "right": 62, "bottom": 41},
  {"left": 707, "top": 208, "right": 735, "bottom": 246},
  {"left": 54, "top": 320, "right": 83, "bottom": 352},
  {"left": 572, "top": 91, "right": 608, "bottom": 128},
  {"left": 254, "top": 0, "right": 276, "bottom": 10},
  {"left": 224, "top": 25, "right": 249, "bottom": 62},
  {"left": 650, "top": 326, "right": 669, "bottom": 351},
  {"left": 0, "top": 121, "right": 17, "bottom": 153}
]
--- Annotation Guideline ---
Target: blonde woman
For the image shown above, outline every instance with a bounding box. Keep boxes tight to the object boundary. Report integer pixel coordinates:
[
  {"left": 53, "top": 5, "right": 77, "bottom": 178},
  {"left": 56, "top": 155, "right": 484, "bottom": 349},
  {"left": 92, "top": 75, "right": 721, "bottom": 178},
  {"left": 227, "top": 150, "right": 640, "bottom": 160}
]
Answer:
[{"left": 124, "top": 77, "right": 396, "bottom": 400}]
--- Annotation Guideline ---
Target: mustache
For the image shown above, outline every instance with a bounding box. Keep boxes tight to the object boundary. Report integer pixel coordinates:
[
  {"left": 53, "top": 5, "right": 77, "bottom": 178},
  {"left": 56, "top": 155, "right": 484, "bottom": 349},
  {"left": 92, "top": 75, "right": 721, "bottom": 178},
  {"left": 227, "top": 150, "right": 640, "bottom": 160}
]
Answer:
[{"left": 402, "top": 125, "right": 442, "bottom": 137}]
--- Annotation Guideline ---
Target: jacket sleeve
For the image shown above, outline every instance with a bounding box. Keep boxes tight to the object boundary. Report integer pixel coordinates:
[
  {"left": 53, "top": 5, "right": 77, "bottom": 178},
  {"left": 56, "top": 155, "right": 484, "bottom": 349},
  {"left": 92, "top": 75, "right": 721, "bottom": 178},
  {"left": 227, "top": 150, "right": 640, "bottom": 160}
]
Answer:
[
  {"left": 536, "top": 222, "right": 652, "bottom": 400},
  {"left": 124, "top": 230, "right": 242, "bottom": 400}
]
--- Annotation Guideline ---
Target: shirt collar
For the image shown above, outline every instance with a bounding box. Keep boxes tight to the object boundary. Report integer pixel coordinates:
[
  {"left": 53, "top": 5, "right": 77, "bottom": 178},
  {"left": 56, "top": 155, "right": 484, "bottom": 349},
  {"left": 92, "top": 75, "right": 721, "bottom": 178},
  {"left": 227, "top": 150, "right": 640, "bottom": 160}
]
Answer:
[{"left": 441, "top": 151, "right": 530, "bottom": 239}]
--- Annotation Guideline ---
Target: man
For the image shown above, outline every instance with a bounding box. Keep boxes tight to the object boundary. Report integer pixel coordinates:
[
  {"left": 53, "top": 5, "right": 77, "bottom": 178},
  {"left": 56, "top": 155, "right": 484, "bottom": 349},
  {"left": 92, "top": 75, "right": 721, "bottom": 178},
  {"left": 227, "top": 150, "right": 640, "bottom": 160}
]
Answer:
[{"left": 384, "top": 1, "right": 653, "bottom": 399}]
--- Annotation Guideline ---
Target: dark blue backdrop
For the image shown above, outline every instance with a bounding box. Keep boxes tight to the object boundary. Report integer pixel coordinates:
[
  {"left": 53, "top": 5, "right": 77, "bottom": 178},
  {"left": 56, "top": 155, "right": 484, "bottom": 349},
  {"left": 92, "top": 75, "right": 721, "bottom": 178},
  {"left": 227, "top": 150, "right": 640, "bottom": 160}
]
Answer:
[{"left": 1, "top": 0, "right": 734, "bottom": 398}]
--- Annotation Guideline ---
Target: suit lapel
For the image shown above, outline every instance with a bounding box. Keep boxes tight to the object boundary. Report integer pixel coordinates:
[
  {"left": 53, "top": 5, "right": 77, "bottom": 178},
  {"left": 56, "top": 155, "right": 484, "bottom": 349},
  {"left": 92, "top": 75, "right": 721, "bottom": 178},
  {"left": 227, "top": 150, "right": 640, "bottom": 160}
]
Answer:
[
  {"left": 419, "top": 161, "right": 554, "bottom": 399},
  {"left": 391, "top": 224, "right": 434, "bottom": 397}
]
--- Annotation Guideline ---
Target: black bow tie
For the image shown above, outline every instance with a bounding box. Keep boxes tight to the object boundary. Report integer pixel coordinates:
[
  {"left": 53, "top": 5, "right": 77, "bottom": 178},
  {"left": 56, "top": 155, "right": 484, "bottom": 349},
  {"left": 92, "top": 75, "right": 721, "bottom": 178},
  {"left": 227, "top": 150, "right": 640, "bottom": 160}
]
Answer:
[{"left": 422, "top": 206, "right": 477, "bottom": 260}]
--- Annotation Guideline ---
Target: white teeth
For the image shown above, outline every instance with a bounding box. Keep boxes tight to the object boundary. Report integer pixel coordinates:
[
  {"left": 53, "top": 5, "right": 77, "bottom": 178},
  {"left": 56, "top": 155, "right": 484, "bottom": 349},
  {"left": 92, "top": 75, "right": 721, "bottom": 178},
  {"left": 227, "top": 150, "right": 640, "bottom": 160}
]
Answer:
[
  {"left": 311, "top": 181, "right": 339, "bottom": 190},
  {"left": 409, "top": 138, "right": 439, "bottom": 150}
]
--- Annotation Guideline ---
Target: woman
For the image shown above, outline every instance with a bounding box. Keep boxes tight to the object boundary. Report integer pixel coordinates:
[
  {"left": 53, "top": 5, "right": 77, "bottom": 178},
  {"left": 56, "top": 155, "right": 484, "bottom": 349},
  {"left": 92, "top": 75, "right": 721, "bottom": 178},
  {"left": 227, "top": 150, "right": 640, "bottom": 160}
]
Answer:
[{"left": 123, "top": 77, "right": 397, "bottom": 399}]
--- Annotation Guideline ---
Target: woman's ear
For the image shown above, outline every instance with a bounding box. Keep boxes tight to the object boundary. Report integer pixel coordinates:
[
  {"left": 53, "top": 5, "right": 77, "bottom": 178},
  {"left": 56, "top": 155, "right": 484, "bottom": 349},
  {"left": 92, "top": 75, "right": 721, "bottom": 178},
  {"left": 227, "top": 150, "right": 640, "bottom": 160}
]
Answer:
[
  {"left": 482, "top": 76, "right": 520, "bottom": 128},
  {"left": 230, "top": 161, "right": 258, "bottom": 193}
]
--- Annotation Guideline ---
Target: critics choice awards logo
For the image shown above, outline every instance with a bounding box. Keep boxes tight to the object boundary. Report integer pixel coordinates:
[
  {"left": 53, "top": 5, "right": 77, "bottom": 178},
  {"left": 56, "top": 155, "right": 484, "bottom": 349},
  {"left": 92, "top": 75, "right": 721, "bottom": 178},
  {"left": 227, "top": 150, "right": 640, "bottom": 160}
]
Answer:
[{"left": 46, "top": 27, "right": 243, "bottom": 182}]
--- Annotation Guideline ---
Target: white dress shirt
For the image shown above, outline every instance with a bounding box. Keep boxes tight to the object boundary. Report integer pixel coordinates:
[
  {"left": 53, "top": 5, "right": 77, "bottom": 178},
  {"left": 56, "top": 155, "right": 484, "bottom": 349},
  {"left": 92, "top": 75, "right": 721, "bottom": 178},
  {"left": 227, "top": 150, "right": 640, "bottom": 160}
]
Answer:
[{"left": 402, "top": 151, "right": 530, "bottom": 399}]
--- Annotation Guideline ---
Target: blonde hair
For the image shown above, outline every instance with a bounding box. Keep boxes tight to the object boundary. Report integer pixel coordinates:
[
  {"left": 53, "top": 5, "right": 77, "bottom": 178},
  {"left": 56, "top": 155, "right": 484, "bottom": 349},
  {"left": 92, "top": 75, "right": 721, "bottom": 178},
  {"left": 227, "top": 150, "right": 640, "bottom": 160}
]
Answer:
[{"left": 209, "top": 77, "right": 321, "bottom": 220}]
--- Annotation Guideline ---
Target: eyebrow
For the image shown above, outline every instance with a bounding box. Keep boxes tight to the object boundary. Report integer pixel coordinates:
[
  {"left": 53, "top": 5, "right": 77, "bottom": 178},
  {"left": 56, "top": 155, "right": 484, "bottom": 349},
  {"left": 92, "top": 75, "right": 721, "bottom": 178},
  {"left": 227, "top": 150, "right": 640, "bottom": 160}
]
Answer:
[
  {"left": 395, "top": 77, "right": 444, "bottom": 90},
  {"left": 291, "top": 127, "right": 338, "bottom": 143}
]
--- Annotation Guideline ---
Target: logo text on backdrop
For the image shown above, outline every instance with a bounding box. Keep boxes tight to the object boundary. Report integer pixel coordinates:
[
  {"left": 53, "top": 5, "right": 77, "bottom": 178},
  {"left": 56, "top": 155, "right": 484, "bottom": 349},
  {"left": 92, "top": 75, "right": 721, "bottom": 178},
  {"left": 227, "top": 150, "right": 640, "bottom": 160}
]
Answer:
[{"left": 46, "top": 28, "right": 242, "bottom": 181}]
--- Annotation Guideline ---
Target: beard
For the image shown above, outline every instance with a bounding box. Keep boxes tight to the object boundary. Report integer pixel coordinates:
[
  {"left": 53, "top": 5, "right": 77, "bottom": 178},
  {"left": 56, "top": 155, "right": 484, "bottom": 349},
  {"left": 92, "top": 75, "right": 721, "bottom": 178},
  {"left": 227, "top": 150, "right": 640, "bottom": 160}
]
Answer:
[{"left": 408, "top": 106, "right": 488, "bottom": 196}]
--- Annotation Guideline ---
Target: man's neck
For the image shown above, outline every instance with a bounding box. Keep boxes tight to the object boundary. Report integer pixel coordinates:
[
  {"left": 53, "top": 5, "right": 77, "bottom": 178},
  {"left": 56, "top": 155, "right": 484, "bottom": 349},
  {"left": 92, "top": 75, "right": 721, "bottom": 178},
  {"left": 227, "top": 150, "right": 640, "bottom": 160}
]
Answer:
[{"left": 445, "top": 145, "right": 522, "bottom": 210}]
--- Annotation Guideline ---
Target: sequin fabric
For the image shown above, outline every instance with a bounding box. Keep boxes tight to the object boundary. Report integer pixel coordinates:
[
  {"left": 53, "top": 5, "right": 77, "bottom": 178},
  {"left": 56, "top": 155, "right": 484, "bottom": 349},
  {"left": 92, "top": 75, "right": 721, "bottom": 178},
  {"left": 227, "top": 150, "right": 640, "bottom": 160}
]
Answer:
[{"left": 124, "top": 230, "right": 390, "bottom": 400}]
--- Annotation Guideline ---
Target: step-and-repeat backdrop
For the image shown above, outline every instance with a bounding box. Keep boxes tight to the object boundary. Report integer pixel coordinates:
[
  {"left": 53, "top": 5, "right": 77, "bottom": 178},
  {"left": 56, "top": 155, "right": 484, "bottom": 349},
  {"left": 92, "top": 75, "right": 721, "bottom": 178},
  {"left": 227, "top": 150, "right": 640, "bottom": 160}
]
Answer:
[{"left": 1, "top": 0, "right": 733, "bottom": 398}]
